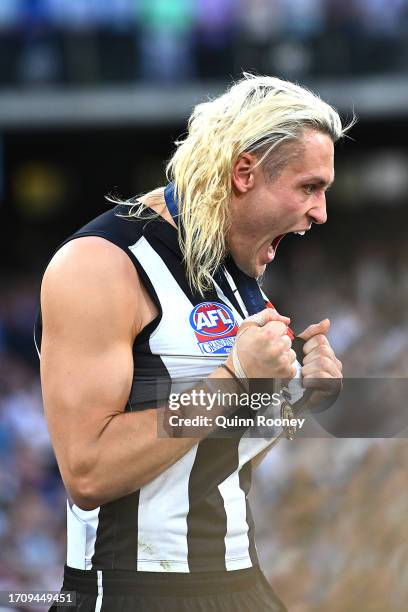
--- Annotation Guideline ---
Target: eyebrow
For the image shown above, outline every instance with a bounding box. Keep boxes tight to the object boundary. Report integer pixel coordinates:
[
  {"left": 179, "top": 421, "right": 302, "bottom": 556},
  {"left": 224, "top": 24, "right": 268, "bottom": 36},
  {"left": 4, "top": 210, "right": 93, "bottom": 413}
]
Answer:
[{"left": 301, "top": 175, "right": 335, "bottom": 188}]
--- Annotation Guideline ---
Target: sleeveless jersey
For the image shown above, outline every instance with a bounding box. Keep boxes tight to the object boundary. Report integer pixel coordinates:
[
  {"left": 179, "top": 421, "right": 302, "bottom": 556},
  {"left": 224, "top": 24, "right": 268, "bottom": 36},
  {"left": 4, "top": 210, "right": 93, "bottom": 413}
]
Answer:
[{"left": 34, "top": 204, "right": 296, "bottom": 574}]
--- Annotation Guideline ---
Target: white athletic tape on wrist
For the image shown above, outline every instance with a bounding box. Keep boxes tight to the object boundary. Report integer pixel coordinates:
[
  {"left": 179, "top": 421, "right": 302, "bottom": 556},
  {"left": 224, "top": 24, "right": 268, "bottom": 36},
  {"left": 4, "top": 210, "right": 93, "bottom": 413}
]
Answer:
[
  {"left": 232, "top": 311, "right": 273, "bottom": 390},
  {"left": 232, "top": 343, "right": 249, "bottom": 392}
]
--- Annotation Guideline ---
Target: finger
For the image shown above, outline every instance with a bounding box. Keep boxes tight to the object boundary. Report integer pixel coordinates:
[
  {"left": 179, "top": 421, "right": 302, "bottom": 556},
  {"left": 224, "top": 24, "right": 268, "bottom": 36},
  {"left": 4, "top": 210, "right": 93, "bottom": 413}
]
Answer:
[
  {"left": 298, "top": 319, "right": 330, "bottom": 342},
  {"left": 303, "top": 344, "right": 335, "bottom": 365},
  {"left": 303, "top": 334, "right": 330, "bottom": 355},
  {"left": 302, "top": 357, "right": 341, "bottom": 378}
]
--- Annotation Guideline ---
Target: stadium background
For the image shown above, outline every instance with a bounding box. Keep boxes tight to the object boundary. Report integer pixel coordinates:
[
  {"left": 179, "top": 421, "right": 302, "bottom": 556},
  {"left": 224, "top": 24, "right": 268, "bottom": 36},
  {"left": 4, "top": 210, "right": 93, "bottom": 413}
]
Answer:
[{"left": 1, "top": 1, "right": 408, "bottom": 610}]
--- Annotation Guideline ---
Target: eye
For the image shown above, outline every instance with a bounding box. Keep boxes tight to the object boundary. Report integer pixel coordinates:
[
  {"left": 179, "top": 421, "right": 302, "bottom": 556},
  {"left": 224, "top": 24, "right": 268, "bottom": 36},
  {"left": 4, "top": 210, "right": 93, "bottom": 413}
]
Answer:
[{"left": 303, "top": 184, "right": 316, "bottom": 195}]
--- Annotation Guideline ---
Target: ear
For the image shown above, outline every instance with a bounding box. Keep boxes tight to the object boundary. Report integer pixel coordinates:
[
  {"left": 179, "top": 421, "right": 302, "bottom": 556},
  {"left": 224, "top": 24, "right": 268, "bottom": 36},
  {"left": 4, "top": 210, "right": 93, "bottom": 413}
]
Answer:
[{"left": 232, "top": 152, "right": 257, "bottom": 194}]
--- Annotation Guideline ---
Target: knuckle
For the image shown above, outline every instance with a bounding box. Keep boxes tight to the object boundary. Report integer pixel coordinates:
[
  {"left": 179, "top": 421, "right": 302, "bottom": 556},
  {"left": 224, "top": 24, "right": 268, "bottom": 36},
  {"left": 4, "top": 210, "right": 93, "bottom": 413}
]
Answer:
[
  {"left": 277, "top": 354, "right": 287, "bottom": 366},
  {"left": 270, "top": 336, "right": 290, "bottom": 356},
  {"left": 274, "top": 321, "right": 287, "bottom": 334},
  {"left": 263, "top": 326, "right": 276, "bottom": 341},
  {"left": 288, "top": 349, "right": 297, "bottom": 363},
  {"left": 277, "top": 339, "right": 288, "bottom": 352},
  {"left": 282, "top": 334, "right": 292, "bottom": 347}
]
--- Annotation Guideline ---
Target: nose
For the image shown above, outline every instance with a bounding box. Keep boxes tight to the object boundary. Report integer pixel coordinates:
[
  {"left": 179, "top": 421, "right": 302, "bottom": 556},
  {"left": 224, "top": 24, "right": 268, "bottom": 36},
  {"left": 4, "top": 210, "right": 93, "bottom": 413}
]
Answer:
[{"left": 309, "top": 193, "right": 327, "bottom": 225}]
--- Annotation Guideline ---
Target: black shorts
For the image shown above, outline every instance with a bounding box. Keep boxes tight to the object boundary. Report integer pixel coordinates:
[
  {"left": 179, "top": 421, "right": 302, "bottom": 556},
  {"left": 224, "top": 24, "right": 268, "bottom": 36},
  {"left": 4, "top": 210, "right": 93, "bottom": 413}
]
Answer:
[{"left": 49, "top": 564, "right": 287, "bottom": 612}]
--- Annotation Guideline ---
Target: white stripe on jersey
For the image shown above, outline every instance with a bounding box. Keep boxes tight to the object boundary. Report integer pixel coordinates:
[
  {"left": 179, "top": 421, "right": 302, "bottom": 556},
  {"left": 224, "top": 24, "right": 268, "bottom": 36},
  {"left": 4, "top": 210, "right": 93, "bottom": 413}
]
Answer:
[
  {"left": 66, "top": 502, "right": 99, "bottom": 570},
  {"left": 137, "top": 446, "right": 199, "bottom": 572},
  {"left": 219, "top": 433, "right": 282, "bottom": 571},
  {"left": 218, "top": 473, "right": 252, "bottom": 571},
  {"left": 130, "top": 236, "right": 225, "bottom": 379},
  {"left": 66, "top": 501, "right": 87, "bottom": 569}
]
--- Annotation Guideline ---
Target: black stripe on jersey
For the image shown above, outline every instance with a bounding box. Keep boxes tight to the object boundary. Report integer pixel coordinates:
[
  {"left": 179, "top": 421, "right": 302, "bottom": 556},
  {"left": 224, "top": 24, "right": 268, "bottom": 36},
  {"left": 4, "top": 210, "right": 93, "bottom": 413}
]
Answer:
[
  {"left": 239, "top": 461, "right": 259, "bottom": 566},
  {"left": 186, "top": 437, "right": 240, "bottom": 572},
  {"left": 92, "top": 491, "right": 141, "bottom": 570},
  {"left": 91, "top": 501, "right": 116, "bottom": 569}
]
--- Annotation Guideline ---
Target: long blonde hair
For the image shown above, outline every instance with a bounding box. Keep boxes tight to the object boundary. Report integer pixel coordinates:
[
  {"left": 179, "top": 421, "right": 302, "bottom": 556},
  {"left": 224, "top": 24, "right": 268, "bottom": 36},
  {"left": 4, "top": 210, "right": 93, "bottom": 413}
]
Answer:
[{"left": 128, "top": 74, "right": 354, "bottom": 295}]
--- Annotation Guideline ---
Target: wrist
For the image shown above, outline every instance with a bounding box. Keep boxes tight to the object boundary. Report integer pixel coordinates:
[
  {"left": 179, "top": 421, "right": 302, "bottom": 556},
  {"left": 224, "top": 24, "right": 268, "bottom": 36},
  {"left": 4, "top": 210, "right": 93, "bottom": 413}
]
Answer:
[{"left": 218, "top": 363, "right": 248, "bottom": 393}]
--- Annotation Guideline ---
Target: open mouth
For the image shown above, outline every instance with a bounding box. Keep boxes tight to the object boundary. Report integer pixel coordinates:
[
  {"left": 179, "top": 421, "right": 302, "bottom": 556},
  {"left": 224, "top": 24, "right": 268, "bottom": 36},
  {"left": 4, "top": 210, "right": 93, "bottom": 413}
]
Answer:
[
  {"left": 270, "top": 229, "right": 309, "bottom": 256},
  {"left": 271, "top": 234, "right": 286, "bottom": 251}
]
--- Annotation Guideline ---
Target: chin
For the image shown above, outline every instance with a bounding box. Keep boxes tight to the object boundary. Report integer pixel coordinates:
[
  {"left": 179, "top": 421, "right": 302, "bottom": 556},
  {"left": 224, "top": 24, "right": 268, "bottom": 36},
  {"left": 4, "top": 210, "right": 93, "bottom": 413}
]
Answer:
[
  {"left": 246, "top": 262, "right": 266, "bottom": 279},
  {"left": 231, "top": 255, "right": 264, "bottom": 279}
]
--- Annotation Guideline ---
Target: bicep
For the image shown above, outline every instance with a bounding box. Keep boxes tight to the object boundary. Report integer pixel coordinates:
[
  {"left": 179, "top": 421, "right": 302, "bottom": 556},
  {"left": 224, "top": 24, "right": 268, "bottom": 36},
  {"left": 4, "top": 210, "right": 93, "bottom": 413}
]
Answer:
[{"left": 40, "top": 238, "right": 140, "bottom": 483}]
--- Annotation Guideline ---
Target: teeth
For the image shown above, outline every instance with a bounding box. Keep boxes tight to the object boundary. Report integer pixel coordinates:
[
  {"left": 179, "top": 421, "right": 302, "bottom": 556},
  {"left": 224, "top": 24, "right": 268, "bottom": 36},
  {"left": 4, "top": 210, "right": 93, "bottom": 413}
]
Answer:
[{"left": 294, "top": 231, "right": 305, "bottom": 236}]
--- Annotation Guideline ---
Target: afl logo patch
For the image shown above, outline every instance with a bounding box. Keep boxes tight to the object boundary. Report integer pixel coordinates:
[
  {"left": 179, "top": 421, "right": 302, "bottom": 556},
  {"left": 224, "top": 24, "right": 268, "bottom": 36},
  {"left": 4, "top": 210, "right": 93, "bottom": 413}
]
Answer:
[{"left": 190, "top": 302, "right": 238, "bottom": 355}]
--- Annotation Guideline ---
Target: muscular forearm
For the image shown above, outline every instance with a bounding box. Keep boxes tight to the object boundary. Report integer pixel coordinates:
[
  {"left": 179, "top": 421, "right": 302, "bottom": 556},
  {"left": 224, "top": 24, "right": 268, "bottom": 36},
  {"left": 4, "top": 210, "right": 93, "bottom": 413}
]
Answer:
[
  {"left": 66, "top": 367, "right": 238, "bottom": 510},
  {"left": 72, "top": 408, "right": 198, "bottom": 509}
]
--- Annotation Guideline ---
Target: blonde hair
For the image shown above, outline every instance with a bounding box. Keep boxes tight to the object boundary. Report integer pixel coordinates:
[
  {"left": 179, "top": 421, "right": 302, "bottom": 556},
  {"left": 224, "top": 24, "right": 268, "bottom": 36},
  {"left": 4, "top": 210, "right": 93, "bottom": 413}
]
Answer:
[{"left": 128, "top": 74, "right": 354, "bottom": 295}]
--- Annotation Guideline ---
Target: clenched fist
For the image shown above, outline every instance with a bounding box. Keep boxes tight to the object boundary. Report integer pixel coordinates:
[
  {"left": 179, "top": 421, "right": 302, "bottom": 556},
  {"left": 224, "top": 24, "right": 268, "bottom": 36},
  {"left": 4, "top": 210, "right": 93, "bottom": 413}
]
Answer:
[
  {"left": 225, "top": 308, "right": 297, "bottom": 379},
  {"left": 298, "top": 318, "right": 343, "bottom": 395}
]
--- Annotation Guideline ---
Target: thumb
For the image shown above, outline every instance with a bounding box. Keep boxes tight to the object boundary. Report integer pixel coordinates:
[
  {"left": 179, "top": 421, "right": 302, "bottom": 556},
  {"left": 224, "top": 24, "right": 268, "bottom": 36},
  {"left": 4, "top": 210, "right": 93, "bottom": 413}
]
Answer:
[
  {"left": 298, "top": 318, "right": 330, "bottom": 341},
  {"left": 241, "top": 308, "right": 290, "bottom": 330}
]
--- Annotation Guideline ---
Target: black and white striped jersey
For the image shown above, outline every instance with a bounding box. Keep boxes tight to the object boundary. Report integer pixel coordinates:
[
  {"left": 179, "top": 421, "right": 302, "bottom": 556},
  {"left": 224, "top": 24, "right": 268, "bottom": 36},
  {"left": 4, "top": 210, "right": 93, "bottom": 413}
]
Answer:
[{"left": 35, "top": 204, "right": 298, "bottom": 573}]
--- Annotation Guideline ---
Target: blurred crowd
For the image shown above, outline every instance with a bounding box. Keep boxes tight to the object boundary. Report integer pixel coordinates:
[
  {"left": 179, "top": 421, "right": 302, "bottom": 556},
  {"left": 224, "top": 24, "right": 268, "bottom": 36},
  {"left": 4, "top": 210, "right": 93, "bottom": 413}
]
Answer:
[
  {"left": 252, "top": 437, "right": 408, "bottom": 610},
  {"left": 0, "top": 278, "right": 65, "bottom": 598},
  {"left": 1, "top": 0, "right": 408, "bottom": 85},
  {"left": 1, "top": 224, "right": 407, "bottom": 608}
]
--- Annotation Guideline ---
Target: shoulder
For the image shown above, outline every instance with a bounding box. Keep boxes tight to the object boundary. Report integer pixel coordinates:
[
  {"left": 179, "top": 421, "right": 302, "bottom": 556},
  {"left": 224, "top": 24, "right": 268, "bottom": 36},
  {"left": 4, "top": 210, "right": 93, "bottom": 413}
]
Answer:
[
  {"left": 41, "top": 236, "right": 143, "bottom": 339},
  {"left": 45, "top": 235, "right": 138, "bottom": 281}
]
